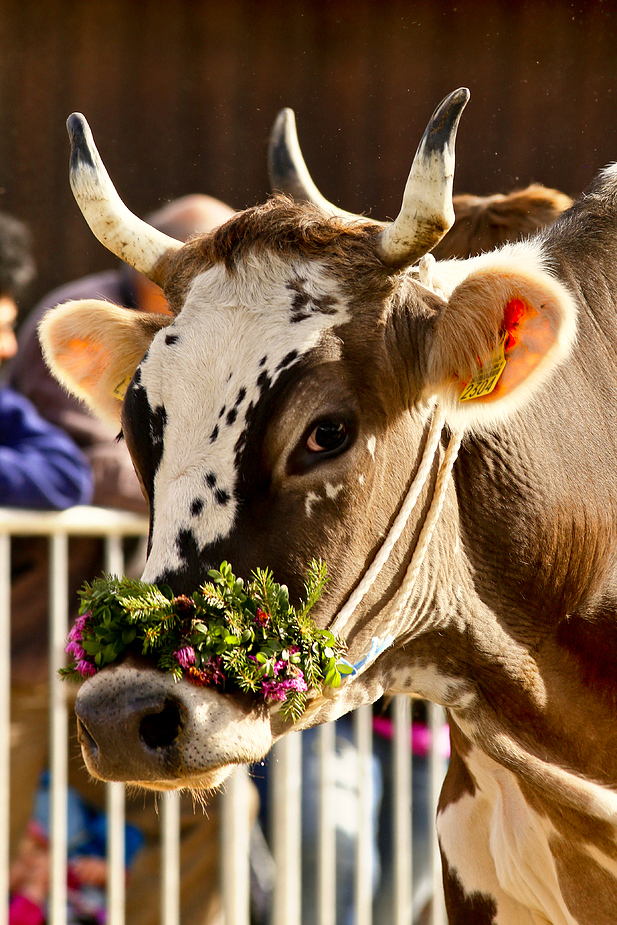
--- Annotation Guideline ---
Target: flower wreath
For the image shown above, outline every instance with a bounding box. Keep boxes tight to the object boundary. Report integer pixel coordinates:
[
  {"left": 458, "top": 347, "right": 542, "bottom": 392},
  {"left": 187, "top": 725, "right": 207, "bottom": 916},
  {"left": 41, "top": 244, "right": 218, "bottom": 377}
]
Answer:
[{"left": 63, "top": 560, "right": 352, "bottom": 722}]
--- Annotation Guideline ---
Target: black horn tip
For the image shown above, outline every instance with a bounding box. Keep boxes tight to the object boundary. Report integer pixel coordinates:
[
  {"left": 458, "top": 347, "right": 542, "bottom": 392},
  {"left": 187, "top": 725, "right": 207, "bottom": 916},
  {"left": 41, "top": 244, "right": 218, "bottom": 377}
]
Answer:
[
  {"left": 420, "top": 87, "right": 470, "bottom": 158},
  {"left": 66, "top": 112, "right": 96, "bottom": 171},
  {"left": 268, "top": 108, "right": 300, "bottom": 189}
]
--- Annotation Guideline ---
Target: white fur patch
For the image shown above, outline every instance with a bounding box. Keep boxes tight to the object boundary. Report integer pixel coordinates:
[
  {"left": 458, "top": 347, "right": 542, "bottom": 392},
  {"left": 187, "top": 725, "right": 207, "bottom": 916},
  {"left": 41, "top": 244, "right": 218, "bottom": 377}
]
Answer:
[
  {"left": 305, "top": 491, "right": 320, "bottom": 518},
  {"left": 437, "top": 745, "right": 581, "bottom": 924},
  {"left": 389, "top": 664, "right": 475, "bottom": 709},
  {"left": 139, "top": 256, "right": 349, "bottom": 583},
  {"left": 366, "top": 435, "right": 376, "bottom": 458}
]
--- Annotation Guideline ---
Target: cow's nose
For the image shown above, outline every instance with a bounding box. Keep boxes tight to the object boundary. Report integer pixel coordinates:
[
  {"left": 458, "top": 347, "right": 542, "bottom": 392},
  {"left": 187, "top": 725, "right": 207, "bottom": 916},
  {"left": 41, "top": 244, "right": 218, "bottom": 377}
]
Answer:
[
  {"left": 74, "top": 672, "right": 188, "bottom": 783},
  {"left": 77, "top": 696, "right": 183, "bottom": 754}
]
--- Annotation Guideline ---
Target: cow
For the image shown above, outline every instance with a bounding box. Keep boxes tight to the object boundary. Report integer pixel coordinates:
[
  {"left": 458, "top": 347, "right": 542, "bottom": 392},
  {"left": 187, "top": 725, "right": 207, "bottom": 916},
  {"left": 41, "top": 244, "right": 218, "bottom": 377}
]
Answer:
[{"left": 39, "top": 88, "right": 617, "bottom": 923}]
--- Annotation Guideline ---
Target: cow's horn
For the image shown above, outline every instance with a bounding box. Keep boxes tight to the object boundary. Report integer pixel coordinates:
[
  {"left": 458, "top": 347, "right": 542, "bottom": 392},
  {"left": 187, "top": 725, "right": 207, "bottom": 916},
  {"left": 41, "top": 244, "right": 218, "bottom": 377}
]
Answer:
[
  {"left": 268, "top": 108, "right": 359, "bottom": 220},
  {"left": 67, "top": 114, "right": 183, "bottom": 285},
  {"left": 377, "top": 88, "right": 470, "bottom": 268}
]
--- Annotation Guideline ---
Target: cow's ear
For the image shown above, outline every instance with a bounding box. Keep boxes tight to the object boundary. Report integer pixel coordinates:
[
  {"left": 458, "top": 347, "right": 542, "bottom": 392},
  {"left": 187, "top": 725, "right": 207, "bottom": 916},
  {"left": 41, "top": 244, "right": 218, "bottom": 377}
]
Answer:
[
  {"left": 424, "top": 262, "right": 577, "bottom": 430},
  {"left": 39, "top": 300, "right": 173, "bottom": 426}
]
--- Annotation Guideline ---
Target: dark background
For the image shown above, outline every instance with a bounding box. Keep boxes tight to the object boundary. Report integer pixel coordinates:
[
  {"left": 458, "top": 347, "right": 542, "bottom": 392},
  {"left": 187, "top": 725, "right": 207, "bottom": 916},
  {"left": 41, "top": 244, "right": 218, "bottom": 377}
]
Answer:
[{"left": 1, "top": 0, "right": 616, "bottom": 310}]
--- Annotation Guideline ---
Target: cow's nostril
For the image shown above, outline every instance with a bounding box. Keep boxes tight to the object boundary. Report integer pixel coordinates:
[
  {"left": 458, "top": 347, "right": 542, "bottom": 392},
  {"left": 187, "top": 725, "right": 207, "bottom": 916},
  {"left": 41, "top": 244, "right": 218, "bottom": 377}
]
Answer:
[
  {"left": 77, "top": 717, "right": 99, "bottom": 756},
  {"left": 139, "top": 699, "right": 183, "bottom": 751}
]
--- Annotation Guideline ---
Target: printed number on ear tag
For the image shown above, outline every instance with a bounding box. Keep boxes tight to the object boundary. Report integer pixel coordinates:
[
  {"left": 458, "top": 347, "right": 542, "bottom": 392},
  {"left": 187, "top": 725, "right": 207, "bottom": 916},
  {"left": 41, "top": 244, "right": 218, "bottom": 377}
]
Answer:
[{"left": 459, "top": 332, "right": 508, "bottom": 402}]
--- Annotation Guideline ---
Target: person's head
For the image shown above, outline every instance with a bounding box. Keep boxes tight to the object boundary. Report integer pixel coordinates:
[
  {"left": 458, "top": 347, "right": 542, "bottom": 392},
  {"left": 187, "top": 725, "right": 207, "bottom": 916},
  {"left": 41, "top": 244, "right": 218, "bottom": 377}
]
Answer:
[
  {"left": 0, "top": 213, "right": 35, "bottom": 362},
  {"left": 432, "top": 184, "right": 573, "bottom": 260},
  {"left": 128, "top": 194, "right": 235, "bottom": 315}
]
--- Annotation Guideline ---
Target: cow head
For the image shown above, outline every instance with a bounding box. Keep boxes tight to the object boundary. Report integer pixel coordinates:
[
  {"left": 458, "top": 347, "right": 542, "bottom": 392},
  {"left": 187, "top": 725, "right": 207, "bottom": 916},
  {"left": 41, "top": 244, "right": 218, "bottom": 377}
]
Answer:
[{"left": 40, "top": 90, "right": 576, "bottom": 791}]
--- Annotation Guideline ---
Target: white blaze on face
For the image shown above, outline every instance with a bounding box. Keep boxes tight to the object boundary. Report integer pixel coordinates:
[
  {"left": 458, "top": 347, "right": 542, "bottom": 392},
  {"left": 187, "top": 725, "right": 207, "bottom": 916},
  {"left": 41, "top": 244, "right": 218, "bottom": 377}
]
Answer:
[{"left": 139, "top": 254, "right": 349, "bottom": 583}]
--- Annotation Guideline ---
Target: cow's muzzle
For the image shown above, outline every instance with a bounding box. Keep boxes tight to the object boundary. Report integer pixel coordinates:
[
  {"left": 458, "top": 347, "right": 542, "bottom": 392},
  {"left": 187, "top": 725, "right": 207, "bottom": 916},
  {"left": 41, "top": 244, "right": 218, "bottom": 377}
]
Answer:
[{"left": 74, "top": 660, "right": 274, "bottom": 791}]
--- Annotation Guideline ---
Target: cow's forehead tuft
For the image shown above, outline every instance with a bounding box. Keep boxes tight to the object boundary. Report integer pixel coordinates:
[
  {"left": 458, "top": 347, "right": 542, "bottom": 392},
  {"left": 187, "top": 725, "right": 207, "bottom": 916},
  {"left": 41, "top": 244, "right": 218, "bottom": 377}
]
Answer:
[{"left": 139, "top": 255, "right": 350, "bottom": 584}]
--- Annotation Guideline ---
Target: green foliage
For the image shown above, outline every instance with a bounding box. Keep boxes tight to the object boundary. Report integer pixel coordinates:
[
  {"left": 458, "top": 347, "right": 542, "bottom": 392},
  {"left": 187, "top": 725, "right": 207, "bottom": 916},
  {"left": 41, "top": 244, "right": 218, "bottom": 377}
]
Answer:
[{"left": 62, "top": 560, "right": 352, "bottom": 722}]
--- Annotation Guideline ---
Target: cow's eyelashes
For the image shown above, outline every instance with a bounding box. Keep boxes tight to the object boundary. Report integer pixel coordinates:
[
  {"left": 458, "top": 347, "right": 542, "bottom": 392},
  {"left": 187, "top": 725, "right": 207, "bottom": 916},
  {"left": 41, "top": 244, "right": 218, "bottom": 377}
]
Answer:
[{"left": 307, "top": 421, "right": 348, "bottom": 454}]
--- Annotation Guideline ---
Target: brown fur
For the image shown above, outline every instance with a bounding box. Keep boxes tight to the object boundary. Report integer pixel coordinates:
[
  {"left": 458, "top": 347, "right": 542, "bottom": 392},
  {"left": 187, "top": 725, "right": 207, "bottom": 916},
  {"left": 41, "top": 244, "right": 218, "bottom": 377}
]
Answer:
[
  {"left": 162, "top": 196, "right": 392, "bottom": 314},
  {"left": 433, "top": 185, "right": 573, "bottom": 260}
]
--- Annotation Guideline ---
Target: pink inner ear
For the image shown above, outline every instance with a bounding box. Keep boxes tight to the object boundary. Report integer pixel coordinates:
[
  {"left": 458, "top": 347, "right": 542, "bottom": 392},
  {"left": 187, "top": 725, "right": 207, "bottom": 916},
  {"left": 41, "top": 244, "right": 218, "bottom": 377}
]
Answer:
[
  {"left": 503, "top": 297, "right": 527, "bottom": 351},
  {"left": 478, "top": 298, "right": 556, "bottom": 403}
]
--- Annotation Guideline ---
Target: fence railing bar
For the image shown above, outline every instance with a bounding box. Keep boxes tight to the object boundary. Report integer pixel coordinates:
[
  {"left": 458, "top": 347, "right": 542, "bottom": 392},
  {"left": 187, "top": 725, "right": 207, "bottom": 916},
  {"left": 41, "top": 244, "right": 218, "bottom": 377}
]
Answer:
[
  {"left": 271, "top": 734, "right": 302, "bottom": 925},
  {"left": 428, "top": 704, "right": 447, "bottom": 925},
  {"left": 0, "top": 506, "right": 148, "bottom": 537},
  {"left": 0, "top": 534, "right": 10, "bottom": 925},
  {"left": 393, "top": 696, "right": 412, "bottom": 925},
  {"left": 354, "top": 705, "right": 373, "bottom": 925},
  {"left": 49, "top": 532, "right": 69, "bottom": 925},
  {"left": 317, "top": 721, "right": 335, "bottom": 925},
  {"left": 161, "top": 792, "right": 181, "bottom": 925},
  {"left": 221, "top": 767, "right": 251, "bottom": 925},
  {"left": 104, "top": 536, "right": 127, "bottom": 925}
]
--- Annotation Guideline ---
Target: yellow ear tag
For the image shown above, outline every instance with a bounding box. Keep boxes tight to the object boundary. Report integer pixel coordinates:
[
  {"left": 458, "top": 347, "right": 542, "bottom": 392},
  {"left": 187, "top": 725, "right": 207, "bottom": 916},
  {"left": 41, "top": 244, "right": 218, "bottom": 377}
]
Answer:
[
  {"left": 459, "top": 332, "right": 508, "bottom": 402},
  {"left": 112, "top": 376, "right": 131, "bottom": 401}
]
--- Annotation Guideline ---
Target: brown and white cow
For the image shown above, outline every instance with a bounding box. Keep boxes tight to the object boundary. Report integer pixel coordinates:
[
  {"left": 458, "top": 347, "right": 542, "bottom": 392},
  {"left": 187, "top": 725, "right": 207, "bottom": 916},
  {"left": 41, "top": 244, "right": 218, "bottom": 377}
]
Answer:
[{"left": 40, "top": 89, "right": 617, "bottom": 923}]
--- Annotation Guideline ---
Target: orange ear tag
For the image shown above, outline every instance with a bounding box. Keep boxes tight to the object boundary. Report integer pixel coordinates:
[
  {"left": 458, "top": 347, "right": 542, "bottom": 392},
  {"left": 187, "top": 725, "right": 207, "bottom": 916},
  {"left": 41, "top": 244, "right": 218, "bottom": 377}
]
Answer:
[{"left": 459, "top": 332, "right": 508, "bottom": 402}]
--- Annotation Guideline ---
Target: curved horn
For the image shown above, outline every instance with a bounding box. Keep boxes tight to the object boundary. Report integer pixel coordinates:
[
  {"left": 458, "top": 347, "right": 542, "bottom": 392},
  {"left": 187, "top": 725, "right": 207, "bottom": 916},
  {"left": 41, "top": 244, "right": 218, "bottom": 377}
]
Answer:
[
  {"left": 67, "top": 114, "right": 183, "bottom": 285},
  {"left": 377, "top": 88, "right": 470, "bottom": 268},
  {"left": 268, "top": 108, "right": 359, "bottom": 220}
]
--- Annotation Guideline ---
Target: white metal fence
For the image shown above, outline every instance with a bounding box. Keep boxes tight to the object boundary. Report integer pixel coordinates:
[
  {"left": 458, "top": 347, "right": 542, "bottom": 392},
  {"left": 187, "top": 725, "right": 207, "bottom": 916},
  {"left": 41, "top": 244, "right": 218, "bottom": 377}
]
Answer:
[{"left": 0, "top": 506, "right": 447, "bottom": 925}]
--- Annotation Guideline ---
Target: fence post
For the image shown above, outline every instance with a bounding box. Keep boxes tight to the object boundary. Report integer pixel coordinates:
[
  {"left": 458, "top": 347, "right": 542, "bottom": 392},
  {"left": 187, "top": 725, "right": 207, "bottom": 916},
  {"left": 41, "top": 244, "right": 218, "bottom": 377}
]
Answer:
[
  {"left": 393, "top": 696, "right": 412, "bottom": 925},
  {"left": 271, "top": 734, "right": 302, "bottom": 925},
  {"left": 161, "top": 792, "right": 181, "bottom": 925},
  {"left": 49, "top": 532, "right": 69, "bottom": 925},
  {"left": 221, "top": 767, "right": 251, "bottom": 925}
]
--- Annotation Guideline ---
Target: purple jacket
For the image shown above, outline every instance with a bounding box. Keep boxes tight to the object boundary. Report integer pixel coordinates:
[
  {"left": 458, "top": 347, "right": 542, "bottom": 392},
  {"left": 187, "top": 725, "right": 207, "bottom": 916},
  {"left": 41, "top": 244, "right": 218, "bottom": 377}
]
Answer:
[{"left": 0, "top": 386, "right": 92, "bottom": 509}]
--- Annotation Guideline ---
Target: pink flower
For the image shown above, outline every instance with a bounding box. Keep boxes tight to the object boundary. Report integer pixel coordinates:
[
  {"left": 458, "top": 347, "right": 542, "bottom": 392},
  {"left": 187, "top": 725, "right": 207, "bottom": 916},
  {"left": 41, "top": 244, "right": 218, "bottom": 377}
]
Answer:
[
  {"left": 75, "top": 660, "right": 96, "bottom": 679},
  {"left": 174, "top": 646, "right": 196, "bottom": 669},
  {"left": 67, "top": 613, "right": 89, "bottom": 645},
  {"left": 66, "top": 640, "right": 87, "bottom": 661},
  {"left": 262, "top": 673, "right": 307, "bottom": 702}
]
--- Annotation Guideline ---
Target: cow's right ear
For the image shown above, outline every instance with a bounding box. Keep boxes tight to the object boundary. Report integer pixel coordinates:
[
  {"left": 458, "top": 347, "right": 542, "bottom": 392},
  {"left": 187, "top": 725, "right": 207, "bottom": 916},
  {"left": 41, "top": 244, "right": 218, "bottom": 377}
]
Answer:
[{"left": 39, "top": 300, "right": 173, "bottom": 427}]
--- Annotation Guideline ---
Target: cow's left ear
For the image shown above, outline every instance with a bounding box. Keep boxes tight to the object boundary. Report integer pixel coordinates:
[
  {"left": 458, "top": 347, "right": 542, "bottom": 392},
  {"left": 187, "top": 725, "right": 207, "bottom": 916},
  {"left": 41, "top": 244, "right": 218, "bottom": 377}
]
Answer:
[
  {"left": 39, "top": 299, "right": 173, "bottom": 427},
  {"left": 424, "top": 263, "right": 577, "bottom": 430}
]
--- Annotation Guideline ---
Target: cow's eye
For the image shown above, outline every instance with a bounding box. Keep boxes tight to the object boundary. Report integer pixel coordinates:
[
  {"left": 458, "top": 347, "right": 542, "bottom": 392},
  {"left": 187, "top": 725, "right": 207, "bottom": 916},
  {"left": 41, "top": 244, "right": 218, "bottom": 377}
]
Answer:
[{"left": 307, "top": 421, "right": 348, "bottom": 453}]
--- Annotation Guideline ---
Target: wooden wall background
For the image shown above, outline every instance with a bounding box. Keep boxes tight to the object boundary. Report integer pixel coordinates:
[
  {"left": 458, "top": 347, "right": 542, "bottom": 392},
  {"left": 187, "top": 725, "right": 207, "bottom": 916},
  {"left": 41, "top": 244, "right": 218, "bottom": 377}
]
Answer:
[{"left": 1, "top": 0, "right": 617, "bottom": 311}]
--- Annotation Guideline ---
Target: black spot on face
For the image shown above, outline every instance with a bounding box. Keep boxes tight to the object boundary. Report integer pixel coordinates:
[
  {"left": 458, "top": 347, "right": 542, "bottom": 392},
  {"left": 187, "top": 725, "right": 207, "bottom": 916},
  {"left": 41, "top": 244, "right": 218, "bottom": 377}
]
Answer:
[
  {"left": 158, "top": 528, "right": 202, "bottom": 594},
  {"left": 259, "top": 356, "right": 267, "bottom": 367},
  {"left": 286, "top": 277, "right": 338, "bottom": 323},
  {"left": 226, "top": 408, "right": 238, "bottom": 426},
  {"left": 257, "top": 369, "right": 271, "bottom": 393},
  {"left": 151, "top": 405, "right": 167, "bottom": 447},
  {"left": 210, "top": 424, "right": 219, "bottom": 443},
  {"left": 165, "top": 333, "right": 179, "bottom": 346},
  {"left": 205, "top": 472, "right": 217, "bottom": 488},
  {"left": 235, "top": 387, "right": 247, "bottom": 407},
  {"left": 277, "top": 350, "right": 299, "bottom": 371},
  {"left": 214, "top": 488, "right": 230, "bottom": 506},
  {"left": 191, "top": 498, "right": 204, "bottom": 516}
]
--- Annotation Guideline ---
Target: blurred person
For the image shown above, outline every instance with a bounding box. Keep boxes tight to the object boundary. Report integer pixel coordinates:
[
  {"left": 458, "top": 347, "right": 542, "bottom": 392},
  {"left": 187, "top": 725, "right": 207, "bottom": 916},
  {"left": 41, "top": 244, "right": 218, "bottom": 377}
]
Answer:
[
  {"left": 6, "top": 195, "right": 242, "bottom": 925},
  {"left": 0, "top": 213, "right": 92, "bottom": 510}
]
